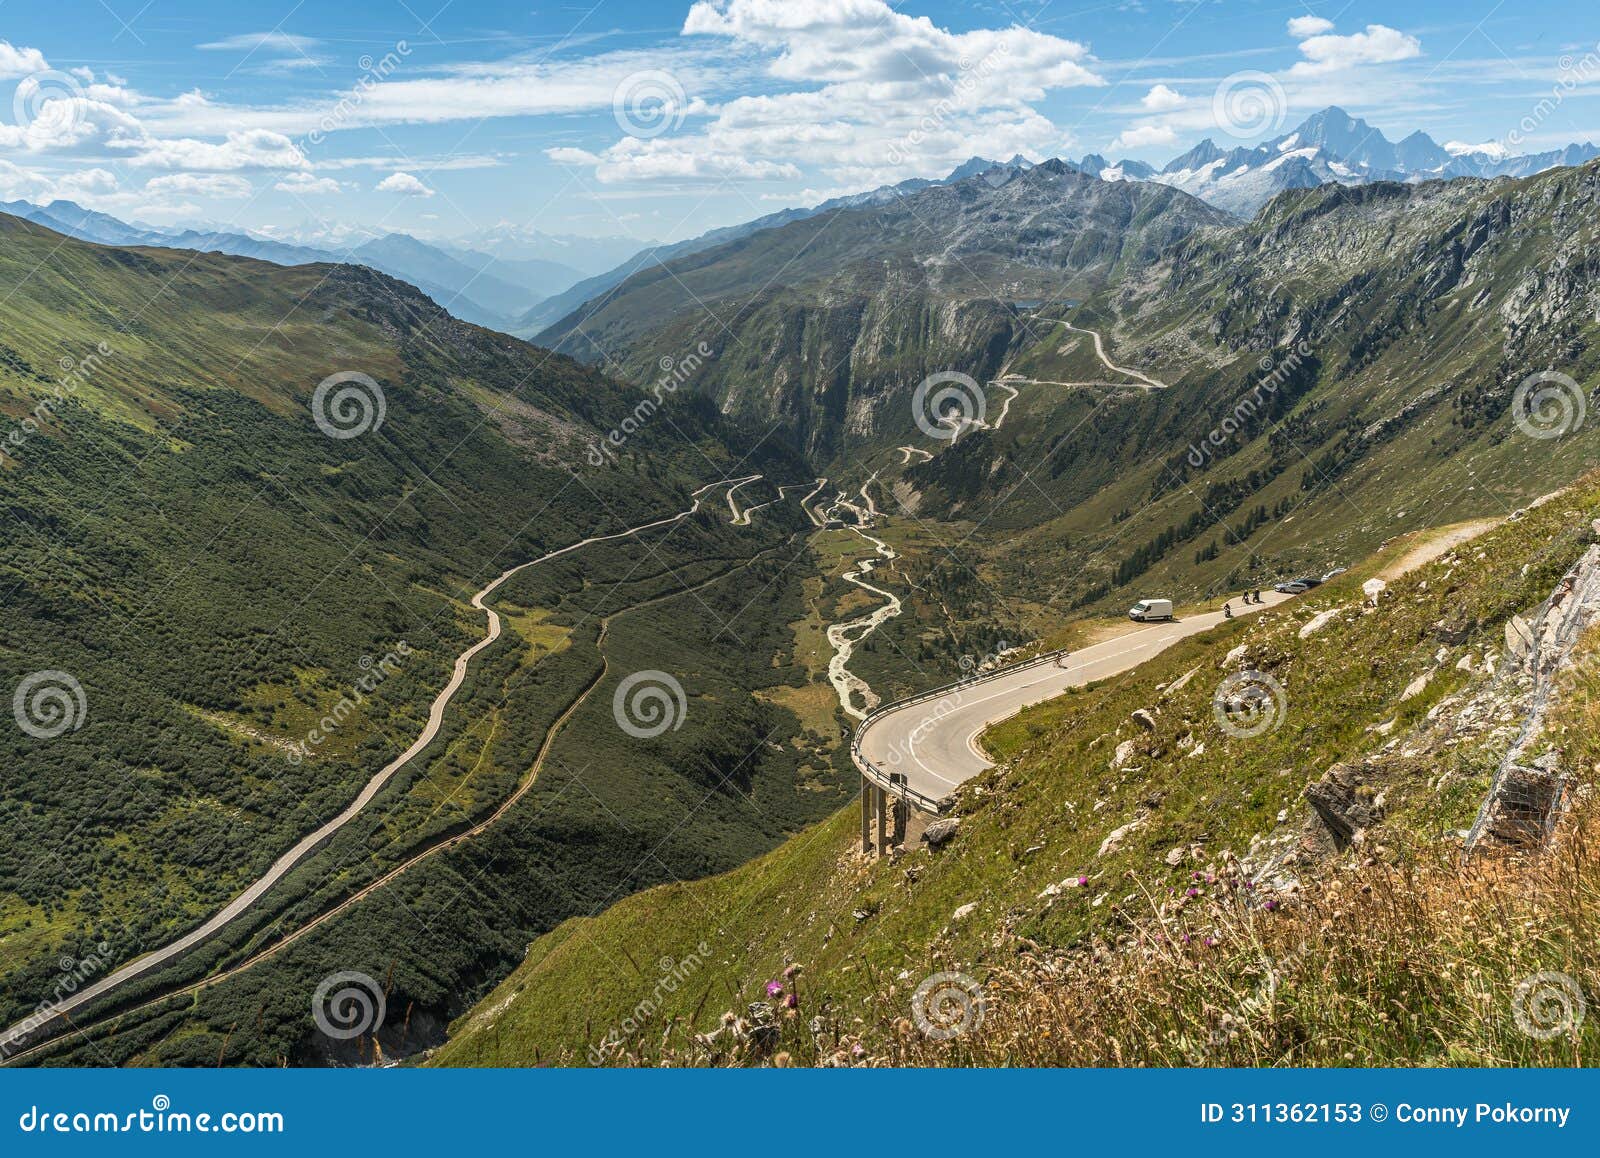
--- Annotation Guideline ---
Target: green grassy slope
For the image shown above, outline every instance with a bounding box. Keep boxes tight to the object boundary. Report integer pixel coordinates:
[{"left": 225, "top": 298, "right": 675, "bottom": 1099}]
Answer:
[
  {"left": 433, "top": 473, "right": 1600, "bottom": 1065},
  {"left": 0, "top": 215, "right": 835, "bottom": 1062}
]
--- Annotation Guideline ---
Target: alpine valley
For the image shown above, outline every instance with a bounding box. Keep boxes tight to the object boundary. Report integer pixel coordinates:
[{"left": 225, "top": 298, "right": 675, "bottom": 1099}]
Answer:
[{"left": 3, "top": 99, "right": 1599, "bottom": 1070}]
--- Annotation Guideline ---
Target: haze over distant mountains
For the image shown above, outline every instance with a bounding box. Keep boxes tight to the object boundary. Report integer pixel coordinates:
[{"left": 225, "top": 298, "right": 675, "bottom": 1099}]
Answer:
[
  {"left": 0, "top": 198, "right": 643, "bottom": 332},
  {"left": 2, "top": 107, "right": 1593, "bottom": 342}
]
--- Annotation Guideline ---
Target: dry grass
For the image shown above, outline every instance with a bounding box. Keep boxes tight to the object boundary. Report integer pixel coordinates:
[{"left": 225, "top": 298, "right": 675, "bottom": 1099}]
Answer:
[{"left": 640, "top": 801, "right": 1598, "bottom": 1068}]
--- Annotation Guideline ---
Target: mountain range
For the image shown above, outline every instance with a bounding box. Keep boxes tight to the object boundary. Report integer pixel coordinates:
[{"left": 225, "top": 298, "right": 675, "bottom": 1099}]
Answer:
[
  {"left": 524, "top": 108, "right": 1595, "bottom": 343},
  {"left": 4, "top": 95, "right": 1600, "bottom": 1070},
  {"left": 1080, "top": 106, "right": 1599, "bottom": 217},
  {"left": 0, "top": 198, "right": 598, "bottom": 331}
]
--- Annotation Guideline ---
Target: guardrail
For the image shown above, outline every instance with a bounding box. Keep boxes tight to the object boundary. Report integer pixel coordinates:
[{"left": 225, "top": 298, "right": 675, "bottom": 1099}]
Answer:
[{"left": 850, "top": 646, "right": 1072, "bottom": 815}]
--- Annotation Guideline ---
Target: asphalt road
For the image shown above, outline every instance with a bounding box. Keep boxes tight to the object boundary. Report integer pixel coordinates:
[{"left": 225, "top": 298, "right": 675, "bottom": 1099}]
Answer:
[
  {"left": 0, "top": 479, "right": 747, "bottom": 1053},
  {"left": 855, "top": 593, "right": 1293, "bottom": 805}
]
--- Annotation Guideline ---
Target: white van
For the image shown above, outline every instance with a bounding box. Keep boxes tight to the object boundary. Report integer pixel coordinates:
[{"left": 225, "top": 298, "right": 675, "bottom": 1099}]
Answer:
[{"left": 1128, "top": 598, "right": 1174, "bottom": 622}]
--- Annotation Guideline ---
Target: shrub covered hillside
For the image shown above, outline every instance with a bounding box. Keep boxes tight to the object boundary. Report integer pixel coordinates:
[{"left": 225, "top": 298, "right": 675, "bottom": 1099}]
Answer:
[
  {"left": 435, "top": 471, "right": 1600, "bottom": 1066},
  {"left": 0, "top": 215, "right": 831, "bottom": 1063}
]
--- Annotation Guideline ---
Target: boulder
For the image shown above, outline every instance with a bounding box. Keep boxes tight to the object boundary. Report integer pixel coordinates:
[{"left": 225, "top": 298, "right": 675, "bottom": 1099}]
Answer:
[
  {"left": 1299, "top": 608, "right": 1341, "bottom": 638},
  {"left": 921, "top": 817, "right": 961, "bottom": 849},
  {"left": 1097, "top": 816, "right": 1146, "bottom": 858},
  {"left": 1400, "top": 669, "right": 1434, "bottom": 701},
  {"left": 951, "top": 902, "right": 978, "bottom": 922},
  {"left": 1131, "top": 708, "right": 1158, "bottom": 732}
]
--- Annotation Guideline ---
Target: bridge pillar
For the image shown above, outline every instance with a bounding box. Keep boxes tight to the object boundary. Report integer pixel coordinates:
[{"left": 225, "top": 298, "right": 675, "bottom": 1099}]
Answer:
[
  {"left": 875, "top": 784, "right": 889, "bottom": 856},
  {"left": 860, "top": 775, "right": 872, "bottom": 854}
]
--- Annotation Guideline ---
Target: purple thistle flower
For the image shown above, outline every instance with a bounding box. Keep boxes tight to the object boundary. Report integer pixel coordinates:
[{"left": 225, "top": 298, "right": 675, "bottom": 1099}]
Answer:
[
  {"left": 766, "top": 980, "right": 783, "bottom": 997},
  {"left": 785, "top": 993, "right": 798, "bottom": 1010}
]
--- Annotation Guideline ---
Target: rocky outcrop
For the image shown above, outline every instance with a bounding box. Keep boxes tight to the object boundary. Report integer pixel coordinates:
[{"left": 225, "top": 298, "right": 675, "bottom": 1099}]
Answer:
[
  {"left": 1304, "top": 762, "right": 1385, "bottom": 847},
  {"left": 1467, "top": 545, "right": 1600, "bottom": 852}
]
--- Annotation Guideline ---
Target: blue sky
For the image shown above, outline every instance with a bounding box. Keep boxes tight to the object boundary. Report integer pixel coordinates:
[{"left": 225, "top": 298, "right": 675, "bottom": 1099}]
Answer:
[{"left": 0, "top": 0, "right": 1595, "bottom": 247}]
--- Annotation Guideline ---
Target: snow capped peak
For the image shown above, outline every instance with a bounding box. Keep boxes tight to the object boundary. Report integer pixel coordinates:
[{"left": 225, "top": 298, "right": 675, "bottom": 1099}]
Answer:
[{"left": 1445, "top": 140, "right": 1510, "bottom": 160}]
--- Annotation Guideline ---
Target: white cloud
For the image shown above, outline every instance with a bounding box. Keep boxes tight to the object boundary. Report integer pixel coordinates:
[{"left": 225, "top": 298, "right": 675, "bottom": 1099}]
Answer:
[
  {"left": 0, "top": 40, "right": 48, "bottom": 79},
  {"left": 546, "top": 146, "right": 603, "bottom": 166},
  {"left": 120, "top": 129, "right": 309, "bottom": 171},
  {"left": 376, "top": 171, "right": 434, "bottom": 196},
  {"left": 144, "top": 172, "right": 253, "bottom": 199},
  {"left": 197, "top": 31, "right": 329, "bottom": 74},
  {"left": 1140, "top": 83, "right": 1185, "bottom": 111},
  {"left": 56, "top": 168, "right": 119, "bottom": 197},
  {"left": 198, "top": 32, "right": 322, "bottom": 54},
  {"left": 1291, "top": 24, "right": 1421, "bottom": 76},
  {"left": 275, "top": 172, "right": 343, "bottom": 194},
  {"left": 1286, "top": 16, "right": 1336, "bottom": 38},
  {"left": 0, "top": 159, "right": 54, "bottom": 200},
  {"left": 559, "top": 0, "right": 1104, "bottom": 186},
  {"left": 1112, "top": 123, "right": 1178, "bottom": 150}
]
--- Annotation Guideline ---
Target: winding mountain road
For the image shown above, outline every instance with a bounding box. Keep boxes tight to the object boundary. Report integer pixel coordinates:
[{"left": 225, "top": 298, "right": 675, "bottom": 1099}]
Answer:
[
  {"left": 0, "top": 476, "right": 761, "bottom": 1056},
  {"left": 1032, "top": 318, "right": 1170, "bottom": 390},
  {"left": 855, "top": 594, "right": 1290, "bottom": 807}
]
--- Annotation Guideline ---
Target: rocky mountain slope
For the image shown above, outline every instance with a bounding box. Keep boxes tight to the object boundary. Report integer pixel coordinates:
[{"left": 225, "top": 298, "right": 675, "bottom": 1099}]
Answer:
[
  {"left": 513, "top": 155, "right": 1029, "bottom": 339},
  {"left": 433, "top": 476, "right": 1600, "bottom": 1066},
  {"left": 542, "top": 161, "right": 1231, "bottom": 460},
  {"left": 889, "top": 157, "right": 1600, "bottom": 623}
]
